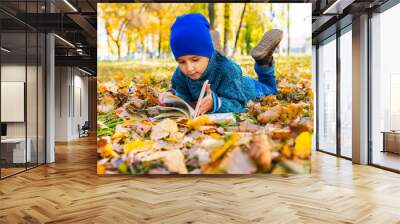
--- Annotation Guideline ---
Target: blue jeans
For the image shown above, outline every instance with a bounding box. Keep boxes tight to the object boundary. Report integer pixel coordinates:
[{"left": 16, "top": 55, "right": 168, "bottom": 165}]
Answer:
[{"left": 252, "top": 63, "right": 278, "bottom": 98}]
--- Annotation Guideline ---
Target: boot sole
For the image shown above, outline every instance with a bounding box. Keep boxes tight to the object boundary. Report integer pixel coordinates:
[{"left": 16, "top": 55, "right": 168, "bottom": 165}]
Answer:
[{"left": 251, "top": 29, "right": 283, "bottom": 60}]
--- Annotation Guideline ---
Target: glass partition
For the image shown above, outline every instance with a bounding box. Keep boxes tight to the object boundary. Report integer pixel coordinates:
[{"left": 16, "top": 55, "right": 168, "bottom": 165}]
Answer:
[
  {"left": 371, "top": 3, "right": 400, "bottom": 171},
  {"left": 339, "top": 28, "right": 352, "bottom": 158},
  {"left": 0, "top": 0, "right": 46, "bottom": 179},
  {"left": 1, "top": 30, "right": 28, "bottom": 178},
  {"left": 317, "top": 36, "right": 337, "bottom": 154}
]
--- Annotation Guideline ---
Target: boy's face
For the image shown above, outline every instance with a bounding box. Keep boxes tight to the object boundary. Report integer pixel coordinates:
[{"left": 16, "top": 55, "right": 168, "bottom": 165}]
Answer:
[{"left": 176, "top": 55, "right": 209, "bottom": 80}]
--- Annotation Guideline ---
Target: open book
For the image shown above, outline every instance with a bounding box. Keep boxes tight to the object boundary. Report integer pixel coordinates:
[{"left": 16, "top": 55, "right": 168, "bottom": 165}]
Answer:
[{"left": 152, "top": 80, "right": 236, "bottom": 124}]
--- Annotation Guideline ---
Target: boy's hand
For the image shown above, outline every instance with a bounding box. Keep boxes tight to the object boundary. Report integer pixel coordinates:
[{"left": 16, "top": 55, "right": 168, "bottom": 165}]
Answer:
[
  {"left": 158, "top": 91, "right": 174, "bottom": 106},
  {"left": 197, "top": 84, "right": 213, "bottom": 116}
]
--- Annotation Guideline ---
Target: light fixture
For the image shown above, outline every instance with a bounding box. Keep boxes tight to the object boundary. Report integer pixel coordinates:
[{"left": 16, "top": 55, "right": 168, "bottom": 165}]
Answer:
[
  {"left": 76, "top": 48, "right": 85, "bottom": 55},
  {"left": 78, "top": 67, "right": 93, "bottom": 76},
  {"left": 54, "top": 34, "right": 75, "bottom": 48},
  {"left": 63, "top": 0, "right": 78, "bottom": 12},
  {"left": 1, "top": 47, "right": 11, "bottom": 53},
  {"left": 322, "top": 0, "right": 354, "bottom": 15}
]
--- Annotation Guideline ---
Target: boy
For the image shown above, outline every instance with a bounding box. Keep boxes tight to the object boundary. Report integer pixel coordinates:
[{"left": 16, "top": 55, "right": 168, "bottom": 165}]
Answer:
[{"left": 158, "top": 13, "right": 283, "bottom": 116}]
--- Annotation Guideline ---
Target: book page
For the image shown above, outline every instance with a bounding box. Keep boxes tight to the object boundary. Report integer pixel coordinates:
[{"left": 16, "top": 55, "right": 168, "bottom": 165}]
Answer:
[
  {"left": 194, "top": 80, "right": 209, "bottom": 118},
  {"left": 152, "top": 105, "right": 190, "bottom": 119},
  {"left": 153, "top": 112, "right": 187, "bottom": 120},
  {"left": 162, "top": 95, "right": 195, "bottom": 118}
]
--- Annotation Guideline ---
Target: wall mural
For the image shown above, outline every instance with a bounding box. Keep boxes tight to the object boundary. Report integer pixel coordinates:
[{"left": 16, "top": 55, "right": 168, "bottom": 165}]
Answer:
[{"left": 97, "top": 3, "right": 313, "bottom": 175}]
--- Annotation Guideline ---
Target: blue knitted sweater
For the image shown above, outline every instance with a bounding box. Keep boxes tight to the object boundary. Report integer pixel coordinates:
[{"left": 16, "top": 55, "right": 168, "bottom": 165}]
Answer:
[{"left": 171, "top": 51, "right": 261, "bottom": 113}]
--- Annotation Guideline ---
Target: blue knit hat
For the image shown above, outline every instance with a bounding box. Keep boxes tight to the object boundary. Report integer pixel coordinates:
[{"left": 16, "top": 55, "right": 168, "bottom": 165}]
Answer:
[{"left": 170, "top": 13, "right": 214, "bottom": 60}]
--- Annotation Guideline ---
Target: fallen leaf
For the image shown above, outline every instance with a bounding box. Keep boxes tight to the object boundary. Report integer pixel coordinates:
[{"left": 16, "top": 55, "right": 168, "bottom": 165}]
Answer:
[
  {"left": 249, "top": 134, "right": 272, "bottom": 172},
  {"left": 294, "top": 132, "right": 312, "bottom": 159},
  {"left": 157, "top": 150, "right": 188, "bottom": 174},
  {"left": 282, "top": 144, "right": 292, "bottom": 158},
  {"left": 150, "top": 118, "right": 178, "bottom": 140},
  {"left": 123, "top": 140, "right": 155, "bottom": 154},
  {"left": 210, "top": 133, "right": 239, "bottom": 162},
  {"left": 101, "top": 143, "right": 119, "bottom": 158},
  {"left": 247, "top": 100, "right": 262, "bottom": 116},
  {"left": 111, "top": 131, "right": 129, "bottom": 143},
  {"left": 257, "top": 105, "right": 282, "bottom": 124},
  {"left": 290, "top": 117, "right": 313, "bottom": 133},
  {"left": 97, "top": 163, "right": 106, "bottom": 174},
  {"left": 219, "top": 147, "right": 257, "bottom": 174},
  {"left": 281, "top": 160, "right": 307, "bottom": 174},
  {"left": 201, "top": 159, "right": 224, "bottom": 174},
  {"left": 187, "top": 115, "right": 215, "bottom": 130},
  {"left": 271, "top": 127, "right": 292, "bottom": 140},
  {"left": 200, "top": 136, "right": 225, "bottom": 149}
]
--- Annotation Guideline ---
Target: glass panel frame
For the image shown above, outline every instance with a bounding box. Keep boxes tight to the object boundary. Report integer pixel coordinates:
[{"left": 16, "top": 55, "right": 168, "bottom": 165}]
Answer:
[
  {"left": 339, "top": 26, "right": 353, "bottom": 159},
  {"left": 0, "top": 0, "right": 47, "bottom": 179},
  {"left": 370, "top": 3, "right": 400, "bottom": 172},
  {"left": 317, "top": 35, "right": 337, "bottom": 155}
]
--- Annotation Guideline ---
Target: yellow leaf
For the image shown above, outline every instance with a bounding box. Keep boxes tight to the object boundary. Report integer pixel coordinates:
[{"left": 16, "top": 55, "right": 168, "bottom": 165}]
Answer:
[
  {"left": 111, "top": 131, "right": 128, "bottom": 141},
  {"left": 98, "top": 84, "right": 108, "bottom": 92},
  {"left": 97, "top": 163, "right": 105, "bottom": 174},
  {"left": 102, "top": 95, "right": 115, "bottom": 104},
  {"left": 113, "top": 73, "right": 124, "bottom": 81},
  {"left": 123, "top": 120, "right": 135, "bottom": 125},
  {"left": 123, "top": 140, "right": 155, "bottom": 154},
  {"left": 210, "top": 133, "right": 221, "bottom": 139},
  {"left": 102, "top": 143, "right": 119, "bottom": 158},
  {"left": 201, "top": 159, "right": 224, "bottom": 174},
  {"left": 210, "top": 133, "right": 239, "bottom": 162},
  {"left": 141, "top": 120, "right": 154, "bottom": 126},
  {"left": 143, "top": 75, "right": 150, "bottom": 85},
  {"left": 186, "top": 115, "right": 214, "bottom": 130},
  {"left": 271, "top": 164, "right": 289, "bottom": 174},
  {"left": 282, "top": 144, "right": 292, "bottom": 158},
  {"left": 294, "top": 132, "right": 312, "bottom": 159},
  {"left": 117, "top": 80, "right": 128, "bottom": 89}
]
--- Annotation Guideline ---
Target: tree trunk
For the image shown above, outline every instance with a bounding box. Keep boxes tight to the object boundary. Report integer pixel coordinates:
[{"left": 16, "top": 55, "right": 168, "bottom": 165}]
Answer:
[
  {"left": 270, "top": 4, "right": 274, "bottom": 20},
  {"left": 223, "top": 3, "right": 230, "bottom": 55},
  {"left": 116, "top": 18, "right": 127, "bottom": 60},
  {"left": 158, "top": 18, "right": 162, "bottom": 58},
  {"left": 140, "top": 35, "right": 145, "bottom": 59},
  {"left": 287, "top": 4, "right": 290, "bottom": 56},
  {"left": 244, "top": 24, "right": 251, "bottom": 54},
  {"left": 104, "top": 22, "right": 114, "bottom": 57},
  {"left": 232, "top": 3, "right": 247, "bottom": 57},
  {"left": 127, "top": 37, "right": 131, "bottom": 57},
  {"left": 116, "top": 43, "right": 121, "bottom": 60},
  {"left": 208, "top": 3, "right": 215, "bottom": 30}
]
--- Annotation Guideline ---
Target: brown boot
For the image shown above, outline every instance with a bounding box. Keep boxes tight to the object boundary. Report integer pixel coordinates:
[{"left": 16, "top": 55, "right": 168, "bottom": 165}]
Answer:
[
  {"left": 251, "top": 29, "right": 283, "bottom": 66},
  {"left": 210, "top": 30, "right": 224, "bottom": 55}
]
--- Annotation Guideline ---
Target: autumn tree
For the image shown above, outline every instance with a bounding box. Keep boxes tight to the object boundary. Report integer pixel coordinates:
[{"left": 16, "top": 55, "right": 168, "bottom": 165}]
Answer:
[
  {"left": 208, "top": 3, "right": 215, "bottom": 30},
  {"left": 223, "top": 3, "right": 231, "bottom": 55},
  {"left": 239, "top": 4, "right": 265, "bottom": 55},
  {"left": 99, "top": 4, "right": 136, "bottom": 59},
  {"left": 287, "top": 4, "right": 291, "bottom": 56},
  {"left": 232, "top": 3, "right": 247, "bottom": 56}
]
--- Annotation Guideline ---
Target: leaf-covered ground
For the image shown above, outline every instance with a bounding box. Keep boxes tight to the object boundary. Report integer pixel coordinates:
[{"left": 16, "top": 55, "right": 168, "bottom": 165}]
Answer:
[{"left": 97, "top": 56, "right": 313, "bottom": 175}]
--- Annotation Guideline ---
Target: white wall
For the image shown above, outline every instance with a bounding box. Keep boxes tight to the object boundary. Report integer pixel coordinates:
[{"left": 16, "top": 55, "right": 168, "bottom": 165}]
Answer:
[
  {"left": 55, "top": 66, "right": 69, "bottom": 141},
  {"left": 1, "top": 64, "right": 45, "bottom": 164},
  {"left": 54, "top": 67, "right": 89, "bottom": 141},
  {"left": 1, "top": 65, "right": 28, "bottom": 138}
]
